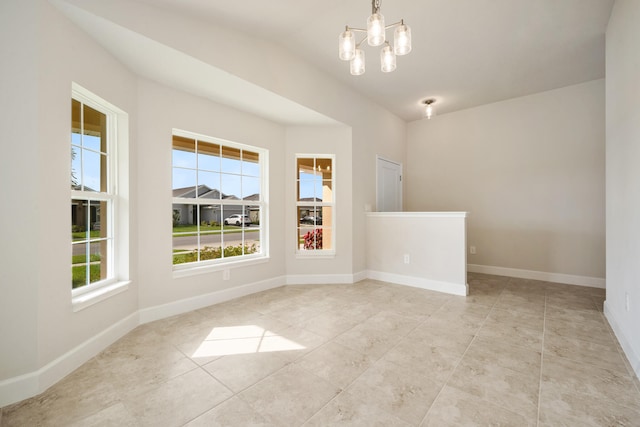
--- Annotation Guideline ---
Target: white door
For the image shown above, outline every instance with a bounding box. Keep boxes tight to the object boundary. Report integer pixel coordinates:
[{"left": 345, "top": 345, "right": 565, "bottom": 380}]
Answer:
[{"left": 376, "top": 157, "right": 403, "bottom": 212}]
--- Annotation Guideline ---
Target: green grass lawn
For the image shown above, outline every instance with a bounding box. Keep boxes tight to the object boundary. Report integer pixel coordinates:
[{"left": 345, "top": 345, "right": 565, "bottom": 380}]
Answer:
[
  {"left": 71, "top": 254, "right": 102, "bottom": 288},
  {"left": 72, "top": 264, "right": 101, "bottom": 288},
  {"left": 172, "top": 224, "right": 252, "bottom": 237},
  {"left": 72, "top": 254, "right": 101, "bottom": 264},
  {"left": 72, "top": 230, "right": 101, "bottom": 240}
]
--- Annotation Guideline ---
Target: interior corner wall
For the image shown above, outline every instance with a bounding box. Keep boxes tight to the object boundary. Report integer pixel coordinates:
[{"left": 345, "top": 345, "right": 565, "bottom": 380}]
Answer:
[
  {"left": 135, "top": 79, "right": 287, "bottom": 310},
  {"left": 604, "top": 0, "right": 640, "bottom": 378},
  {"left": 350, "top": 112, "right": 407, "bottom": 275},
  {"left": 405, "top": 80, "right": 605, "bottom": 282}
]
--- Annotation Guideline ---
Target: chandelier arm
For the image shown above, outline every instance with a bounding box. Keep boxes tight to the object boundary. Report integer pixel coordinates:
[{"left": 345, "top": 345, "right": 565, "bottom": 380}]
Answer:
[
  {"left": 385, "top": 21, "right": 405, "bottom": 30},
  {"left": 355, "top": 35, "right": 368, "bottom": 48},
  {"left": 347, "top": 26, "right": 368, "bottom": 33}
]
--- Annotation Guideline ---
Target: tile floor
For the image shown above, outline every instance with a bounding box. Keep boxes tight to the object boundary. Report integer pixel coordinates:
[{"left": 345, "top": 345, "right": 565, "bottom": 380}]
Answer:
[{"left": 2, "top": 273, "right": 640, "bottom": 426}]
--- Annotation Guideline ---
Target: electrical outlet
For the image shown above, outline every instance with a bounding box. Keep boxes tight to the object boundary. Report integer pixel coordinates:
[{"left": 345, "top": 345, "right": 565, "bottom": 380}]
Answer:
[
  {"left": 403, "top": 254, "right": 410, "bottom": 264},
  {"left": 469, "top": 246, "right": 476, "bottom": 255}
]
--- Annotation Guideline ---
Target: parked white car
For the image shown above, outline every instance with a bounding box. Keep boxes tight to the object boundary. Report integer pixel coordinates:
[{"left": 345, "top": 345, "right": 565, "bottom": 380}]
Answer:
[{"left": 223, "top": 214, "right": 252, "bottom": 226}]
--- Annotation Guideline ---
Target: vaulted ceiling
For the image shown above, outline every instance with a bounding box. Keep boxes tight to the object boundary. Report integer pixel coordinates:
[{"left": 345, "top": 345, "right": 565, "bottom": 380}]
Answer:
[{"left": 58, "top": 0, "right": 615, "bottom": 122}]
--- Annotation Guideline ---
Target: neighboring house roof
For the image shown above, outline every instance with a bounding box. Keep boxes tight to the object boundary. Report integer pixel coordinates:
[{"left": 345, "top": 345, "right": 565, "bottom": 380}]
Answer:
[
  {"left": 201, "top": 189, "right": 223, "bottom": 199},
  {"left": 71, "top": 184, "right": 97, "bottom": 192},
  {"left": 172, "top": 184, "right": 212, "bottom": 198},
  {"left": 299, "top": 197, "right": 322, "bottom": 202},
  {"left": 243, "top": 193, "right": 260, "bottom": 201},
  {"left": 173, "top": 185, "right": 258, "bottom": 201}
]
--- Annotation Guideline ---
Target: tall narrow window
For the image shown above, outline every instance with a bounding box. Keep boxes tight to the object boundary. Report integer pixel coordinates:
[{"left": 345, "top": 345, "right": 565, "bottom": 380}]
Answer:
[
  {"left": 296, "top": 155, "right": 335, "bottom": 254},
  {"left": 172, "top": 130, "right": 267, "bottom": 270},
  {"left": 71, "top": 94, "right": 113, "bottom": 289}
]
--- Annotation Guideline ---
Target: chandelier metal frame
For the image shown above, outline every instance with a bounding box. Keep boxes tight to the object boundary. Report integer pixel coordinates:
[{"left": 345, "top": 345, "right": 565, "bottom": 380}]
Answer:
[{"left": 338, "top": 0, "right": 412, "bottom": 75}]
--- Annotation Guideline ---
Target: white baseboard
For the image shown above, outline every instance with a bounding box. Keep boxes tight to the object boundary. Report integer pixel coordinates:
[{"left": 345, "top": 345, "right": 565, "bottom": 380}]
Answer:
[
  {"left": 0, "top": 311, "right": 139, "bottom": 408},
  {"left": 467, "top": 264, "right": 606, "bottom": 288},
  {"left": 353, "top": 270, "right": 368, "bottom": 283},
  {"left": 139, "top": 276, "right": 285, "bottom": 324},
  {"left": 367, "top": 270, "right": 468, "bottom": 296},
  {"left": 286, "top": 273, "right": 358, "bottom": 285},
  {"left": 604, "top": 301, "right": 640, "bottom": 381}
]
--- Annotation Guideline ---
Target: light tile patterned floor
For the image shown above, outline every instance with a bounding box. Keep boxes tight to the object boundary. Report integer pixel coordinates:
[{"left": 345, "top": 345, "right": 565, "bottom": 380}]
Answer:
[{"left": 3, "top": 273, "right": 640, "bottom": 426}]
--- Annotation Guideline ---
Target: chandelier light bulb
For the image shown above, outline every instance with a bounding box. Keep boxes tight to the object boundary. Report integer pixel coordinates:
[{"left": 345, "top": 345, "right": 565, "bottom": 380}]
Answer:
[
  {"left": 367, "top": 13, "right": 385, "bottom": 46},
  {"left": 350, "top": 49, "right": 366, "bottom": 75},
  {"left": 338, "top": 28, "right": 355, "bottom": 61},
  {"left": 380, "top": 44, "right": 396, "bottom": 73},
  {"left": 394, "top": 23, "right": 412, "bottom": 55}
]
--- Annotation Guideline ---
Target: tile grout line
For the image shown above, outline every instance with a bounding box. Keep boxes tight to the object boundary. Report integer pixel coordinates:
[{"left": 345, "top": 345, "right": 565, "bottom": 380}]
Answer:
[
  {"left": 196, "top": 286, "right": 404, "bottom": 426},
  {"left": 298, "top": 296, "right": 453, "bottom": 426},
  {"left": 180, "top": 285, "right": 384, "bottom": 426},
  {"left": 535, "top": 291, "right": 547, "bottom": 427},
  {"left": 172, "top": 299, "right": 307, "bottom": 425},
  {"left": 417, "top": 282, "right": 507, "bottom": 426}
]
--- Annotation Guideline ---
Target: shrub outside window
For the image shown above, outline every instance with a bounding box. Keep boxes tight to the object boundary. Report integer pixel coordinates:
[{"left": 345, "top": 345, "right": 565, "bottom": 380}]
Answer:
[
  {"left": 172, "top": 131, "right": 266, "bottom": 269},
  {"left": 296, "top": 155, "right": 334, "bottom": 254}
]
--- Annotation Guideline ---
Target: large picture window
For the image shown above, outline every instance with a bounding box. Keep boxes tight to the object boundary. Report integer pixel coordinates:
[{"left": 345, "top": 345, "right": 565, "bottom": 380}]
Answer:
[
  {"left": 71, "top": 90, "right": 114, "bottom": 290},
  {"left": 172, "top": 131, "right": 266, "bottom": 269},
  {"left": 296, "top": 155, "right": 334, "bottom": 254}
]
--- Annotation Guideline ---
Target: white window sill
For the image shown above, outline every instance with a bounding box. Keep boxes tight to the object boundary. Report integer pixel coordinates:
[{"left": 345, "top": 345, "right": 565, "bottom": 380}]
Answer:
[
  {"left": 295, "top": 250, "right": 336, "bottom": 259},
  {"left": 173, "top": 256, "right": 270, "bottom": 279},
  {"left": 72, "top": 280, "right": 130, "bottom": 312}
]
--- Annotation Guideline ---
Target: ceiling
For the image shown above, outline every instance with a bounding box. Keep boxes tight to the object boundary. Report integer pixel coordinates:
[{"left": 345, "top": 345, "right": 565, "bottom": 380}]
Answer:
[{"left": 64, "top": 0, "right": 615, "bottom": 122}]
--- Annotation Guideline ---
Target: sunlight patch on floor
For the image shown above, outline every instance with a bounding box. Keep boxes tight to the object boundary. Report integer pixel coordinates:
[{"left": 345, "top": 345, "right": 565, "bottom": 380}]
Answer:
[{"left": 192, "top": 325, "right": 305, "bottom": 358}]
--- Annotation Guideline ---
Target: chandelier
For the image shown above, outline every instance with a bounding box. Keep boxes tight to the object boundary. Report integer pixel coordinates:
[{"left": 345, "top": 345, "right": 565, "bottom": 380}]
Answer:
[{"left": 338, "top": 0, "right": 412, "bottom": 75}]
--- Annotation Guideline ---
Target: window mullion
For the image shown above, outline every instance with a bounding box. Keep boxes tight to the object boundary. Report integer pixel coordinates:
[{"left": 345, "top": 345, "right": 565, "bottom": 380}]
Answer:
[{"left": 85, "top": 197, "right": 91, "bottom": 286}]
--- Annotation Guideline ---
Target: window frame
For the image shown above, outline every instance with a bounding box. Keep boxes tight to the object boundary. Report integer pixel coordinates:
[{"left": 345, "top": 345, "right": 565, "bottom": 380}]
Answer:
[
  {"left": 172, "top": 129, "right": 269, "bottom": 275},
  {"left": 71, "top": 83, "right": 129, "bottom": 309},
  {"left": 295, "top": 154, "right": 336, "bottom": 258}
]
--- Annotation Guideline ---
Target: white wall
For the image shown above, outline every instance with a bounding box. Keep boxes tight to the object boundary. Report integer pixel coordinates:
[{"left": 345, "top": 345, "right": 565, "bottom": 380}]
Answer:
[
  {"left": 36, "top": 0, "right": 141, "bottom": 369},
  {"left": 135, "top": 79, "right": 287, "bottom": 310},
  {"left": 366, "top": 213, "right": 468, "bottom": 296},
  {"left": 0, "top": 0, "right": 140, "bottom": 403},
  {"left": 0, "top": 0, "right": 40, "bottom": 383},
  {"left": 285, "top": 126, "right": 354, "bottom": 281},
  {"left": 406, "top": 80, "right": 605, "bottom": 285},
  {"left": 604, "top": 0, "right": 640, "bottom": 379}
]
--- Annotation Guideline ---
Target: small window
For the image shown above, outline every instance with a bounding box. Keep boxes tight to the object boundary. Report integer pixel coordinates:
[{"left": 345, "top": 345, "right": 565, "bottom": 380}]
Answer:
[
  {"left": 71, "top": 87, "right": 123, "bottom": 293},
  {"left": 296, "top": 155, "right": 334, "bottom": 254},
  {"left": 172, "top": 131, "right": 267, "bottom": 270}
]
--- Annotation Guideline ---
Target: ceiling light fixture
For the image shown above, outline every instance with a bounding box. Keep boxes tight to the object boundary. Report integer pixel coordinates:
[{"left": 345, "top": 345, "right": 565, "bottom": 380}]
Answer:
[
  {"left": 423, "top": 99, "right": 436, "bottom": 119},
  {"left": 338, "top": 0, "right": 412, "bottom": 76}
]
